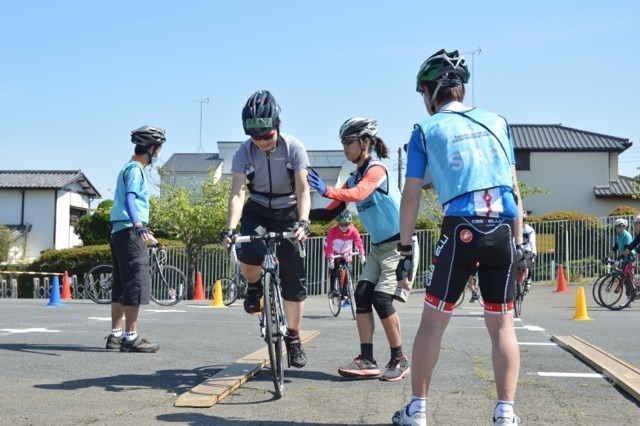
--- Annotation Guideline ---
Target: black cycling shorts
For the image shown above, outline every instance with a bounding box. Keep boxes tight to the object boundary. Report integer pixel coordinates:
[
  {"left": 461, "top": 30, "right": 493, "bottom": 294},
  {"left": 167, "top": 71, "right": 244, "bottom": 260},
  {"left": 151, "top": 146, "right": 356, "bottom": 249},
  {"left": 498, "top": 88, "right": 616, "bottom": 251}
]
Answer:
[
  {"left": 425, "top": 216, "right": 517, "bottom": 313},
  {"left": 238, "top": 200, "right": 307, "bottom": 302},
  {"left": 110, "top": 228, "right": 151, "bottom": 305}
]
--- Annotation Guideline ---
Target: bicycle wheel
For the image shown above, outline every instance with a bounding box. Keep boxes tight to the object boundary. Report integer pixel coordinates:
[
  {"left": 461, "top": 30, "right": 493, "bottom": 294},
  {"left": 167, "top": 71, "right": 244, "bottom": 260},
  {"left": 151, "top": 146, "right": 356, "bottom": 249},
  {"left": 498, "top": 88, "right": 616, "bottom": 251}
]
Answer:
[
  {"left": 514, "top": 283, "right": 523, "bottom": 318},
  {"left": 327, "top": 270, "right": 342, "bottom": 317},
  {"left": 454, "top": 288, "right": 465, "bottom": 308},
  {"left": 591, "top": 273, "right": 611, "bottom": 307},
  {"left": 599, "top": 275, "right": 632, "bottom": 310},
  {"left": 150, "top": 265, "right": 187, "bottom": 306},
  {"left": 345, "top": 269, "right": 356, "bottom": 320},
  {"left": 84, "top": 264, "right": 113, "bottom": 304},
  {"left": 219, "top": 278, "right": 238, "bottom": 306},
  {"left": 263, "top": 271, "right": 284, "bottom": 398}
]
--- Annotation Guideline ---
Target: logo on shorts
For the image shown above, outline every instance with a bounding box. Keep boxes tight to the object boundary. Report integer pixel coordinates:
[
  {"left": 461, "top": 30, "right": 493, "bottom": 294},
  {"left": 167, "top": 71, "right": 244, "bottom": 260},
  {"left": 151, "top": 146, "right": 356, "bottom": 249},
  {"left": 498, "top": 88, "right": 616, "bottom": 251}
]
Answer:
[{"left": 459, "top": 229, "right": 473, "bottom": 243}]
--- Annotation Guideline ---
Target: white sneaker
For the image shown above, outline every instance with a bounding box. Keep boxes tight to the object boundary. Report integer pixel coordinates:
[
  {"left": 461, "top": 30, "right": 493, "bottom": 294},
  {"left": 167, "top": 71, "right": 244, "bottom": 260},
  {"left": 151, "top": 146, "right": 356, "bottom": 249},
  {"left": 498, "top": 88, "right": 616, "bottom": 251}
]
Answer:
[
  {"left": 392, "top": 403, "right": 427, "bottom": 426},
  {"left": 494, "top": 414, "right": 521, "bottom": 425}
]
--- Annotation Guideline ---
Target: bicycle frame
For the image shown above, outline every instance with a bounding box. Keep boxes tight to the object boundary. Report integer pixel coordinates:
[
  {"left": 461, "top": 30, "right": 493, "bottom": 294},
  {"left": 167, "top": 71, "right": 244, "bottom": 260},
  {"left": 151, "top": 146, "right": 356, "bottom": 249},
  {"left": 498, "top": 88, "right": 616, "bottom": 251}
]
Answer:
[{"left": 230, "top": 230, "right": 305, "bottom": 398}]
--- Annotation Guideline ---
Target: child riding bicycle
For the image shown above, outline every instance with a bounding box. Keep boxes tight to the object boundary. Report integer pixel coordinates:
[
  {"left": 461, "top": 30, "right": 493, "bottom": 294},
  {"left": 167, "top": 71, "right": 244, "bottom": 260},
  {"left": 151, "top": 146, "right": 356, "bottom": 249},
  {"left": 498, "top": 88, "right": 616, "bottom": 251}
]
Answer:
[{"left": 324, "top": 210, "right": 366, "bottom": 298}]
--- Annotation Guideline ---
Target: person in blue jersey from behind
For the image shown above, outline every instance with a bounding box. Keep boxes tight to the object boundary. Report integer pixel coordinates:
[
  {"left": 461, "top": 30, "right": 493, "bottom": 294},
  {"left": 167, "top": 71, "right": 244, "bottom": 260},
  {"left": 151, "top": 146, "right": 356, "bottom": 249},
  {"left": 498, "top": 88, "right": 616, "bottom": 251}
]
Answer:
[
  {"left": 393, "top": 49, "right": 525, "bottom": 426},
  {"left": 105, "top": 125, "right": 164, "bottom": 353}
]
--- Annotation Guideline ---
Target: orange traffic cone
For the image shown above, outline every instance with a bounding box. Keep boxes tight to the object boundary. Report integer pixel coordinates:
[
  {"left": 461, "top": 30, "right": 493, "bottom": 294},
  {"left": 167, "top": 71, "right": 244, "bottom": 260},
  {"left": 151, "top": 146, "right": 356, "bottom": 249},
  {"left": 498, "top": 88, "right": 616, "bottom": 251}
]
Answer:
[
  {"left": 210, "top": 280, "right": 226, "bottom": 308},
  {"left": 193, "top": 271, "right": 206, "bottom": 300},
  {"left": 61, "top": 271, "right": 72, "bottom": 300},
  {"left": 572, "top": 286, "right": 592, "bottom": 320},
  {"left": 555, "top": 264, "right": 568, "bottom": 293}
]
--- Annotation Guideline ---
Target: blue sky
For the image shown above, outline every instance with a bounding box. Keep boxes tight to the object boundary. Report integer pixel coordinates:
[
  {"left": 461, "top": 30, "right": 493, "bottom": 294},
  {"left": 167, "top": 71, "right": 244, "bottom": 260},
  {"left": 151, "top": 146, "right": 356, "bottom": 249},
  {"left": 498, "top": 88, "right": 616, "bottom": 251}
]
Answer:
[{"left": 1, "top": 1, "right": 639, "bottom": 200}]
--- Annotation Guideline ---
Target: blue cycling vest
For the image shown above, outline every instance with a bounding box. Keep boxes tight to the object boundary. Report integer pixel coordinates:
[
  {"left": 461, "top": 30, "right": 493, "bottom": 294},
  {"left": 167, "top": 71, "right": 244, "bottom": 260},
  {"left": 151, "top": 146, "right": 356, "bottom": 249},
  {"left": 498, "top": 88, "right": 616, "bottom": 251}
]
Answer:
[
  {"left": 415, "top": 107, "right": 514, "bottom": 206},
  {"left": 110, "top": 160, "right": 149, "bottom": 232},
  {"left": 346, "top": 159, "right": 401, "bottom": 244}
]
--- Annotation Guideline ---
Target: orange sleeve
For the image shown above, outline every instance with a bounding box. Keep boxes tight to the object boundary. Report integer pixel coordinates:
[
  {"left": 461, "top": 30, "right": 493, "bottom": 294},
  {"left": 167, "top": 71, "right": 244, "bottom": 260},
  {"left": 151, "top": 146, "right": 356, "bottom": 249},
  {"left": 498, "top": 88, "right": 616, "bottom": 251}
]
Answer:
[{"left": 325, "top": 165, "right": 386, "bottom": 202}]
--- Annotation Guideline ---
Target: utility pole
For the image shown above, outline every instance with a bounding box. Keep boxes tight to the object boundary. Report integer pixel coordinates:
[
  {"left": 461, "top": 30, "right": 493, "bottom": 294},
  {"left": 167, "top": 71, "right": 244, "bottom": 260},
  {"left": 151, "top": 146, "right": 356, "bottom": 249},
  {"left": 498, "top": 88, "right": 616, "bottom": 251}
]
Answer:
[
  {"left": 197, "top": 97, "right": 210, "bottom": 153},
  {"left": 397, "top": 147, "right": 404, "bottom": 191},
  {"left": 463, "top": 47, "right": 481, "bottom": 106}
]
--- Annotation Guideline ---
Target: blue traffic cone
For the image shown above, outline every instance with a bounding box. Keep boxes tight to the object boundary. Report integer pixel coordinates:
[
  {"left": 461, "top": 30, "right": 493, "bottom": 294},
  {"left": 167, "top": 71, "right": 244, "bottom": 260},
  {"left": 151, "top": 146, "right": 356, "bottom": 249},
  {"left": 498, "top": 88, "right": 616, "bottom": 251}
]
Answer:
[{"left": 47, "top": 276, "right": 65, "bottom": 307}]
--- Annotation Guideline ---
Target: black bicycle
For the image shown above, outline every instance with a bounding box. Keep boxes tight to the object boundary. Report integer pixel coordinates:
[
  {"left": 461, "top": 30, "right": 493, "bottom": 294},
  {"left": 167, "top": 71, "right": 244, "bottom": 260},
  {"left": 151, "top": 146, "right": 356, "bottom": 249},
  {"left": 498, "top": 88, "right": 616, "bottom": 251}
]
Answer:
[
  {"left": 327, "top": 252, "right": 358, "bottom": 319},
  {"left": 231, "top": 231, "right": 305, "bottom": 399},
  {"left": 513, "top": 252, "right": 535, "bottom": 318},
  {"left": 219, "top": 262, "right": 248, "bottom": 306},
  {"left": 84, "top": 242, "right": 187, "bottom": 306}
]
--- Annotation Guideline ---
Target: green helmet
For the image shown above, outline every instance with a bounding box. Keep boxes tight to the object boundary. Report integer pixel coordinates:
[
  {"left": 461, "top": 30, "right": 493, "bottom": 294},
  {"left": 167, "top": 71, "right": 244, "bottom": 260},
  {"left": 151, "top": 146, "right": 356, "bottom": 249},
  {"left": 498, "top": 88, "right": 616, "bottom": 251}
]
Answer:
[{"left": 416, "top": 49, "right": 470, "bottom": 92}]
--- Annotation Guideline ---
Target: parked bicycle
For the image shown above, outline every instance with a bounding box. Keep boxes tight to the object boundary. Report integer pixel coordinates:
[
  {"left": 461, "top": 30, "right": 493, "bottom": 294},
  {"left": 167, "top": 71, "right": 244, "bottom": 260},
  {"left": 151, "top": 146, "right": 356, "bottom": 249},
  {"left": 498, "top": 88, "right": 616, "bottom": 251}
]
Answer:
[
  {"left": 230, "top": 231, "right": 305, "bottom": 399},
  {"left": 454, "top": 273, "right": 483, "bottom": 308},
  {"left": 598, "top": 254, "right": 640, "bottom": 311},
  {"left": 218, "top": 261, "right": 248, "bottom": 306},
  {"left": 84, "top": 242, "right": 187, "bottom": 306},
  {"left": 327, "top": 252, "right": 358, "bottom": 319}
]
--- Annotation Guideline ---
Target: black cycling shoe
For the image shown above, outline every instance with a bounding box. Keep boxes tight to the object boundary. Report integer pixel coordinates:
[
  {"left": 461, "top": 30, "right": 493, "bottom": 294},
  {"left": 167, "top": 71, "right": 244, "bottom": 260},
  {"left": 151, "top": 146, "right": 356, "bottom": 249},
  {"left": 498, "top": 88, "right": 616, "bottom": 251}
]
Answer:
[
  {"left": 243, "top": 285, "right": 263, "bottom": 314},
  {"left": 285, "top": 337, "right": 307, "bottom": 368}
]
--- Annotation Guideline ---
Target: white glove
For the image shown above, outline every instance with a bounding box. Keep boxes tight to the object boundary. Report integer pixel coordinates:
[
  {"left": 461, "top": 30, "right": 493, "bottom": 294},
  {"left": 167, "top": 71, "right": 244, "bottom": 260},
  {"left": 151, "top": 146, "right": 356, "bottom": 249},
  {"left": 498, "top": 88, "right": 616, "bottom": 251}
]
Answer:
[
  {"left": 327, "top": 258, "right": 334, "bottom": 269},
  {"left": 360, "top": 255, "right": 366, "bottom": 265}
]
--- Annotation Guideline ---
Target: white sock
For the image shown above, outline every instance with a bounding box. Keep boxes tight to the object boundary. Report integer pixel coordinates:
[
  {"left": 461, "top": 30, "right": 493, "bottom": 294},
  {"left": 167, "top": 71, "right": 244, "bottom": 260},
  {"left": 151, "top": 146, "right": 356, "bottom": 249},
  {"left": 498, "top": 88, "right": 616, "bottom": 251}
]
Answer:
[
  {"left": 494, "top": 401, "right": 515, "bottom": 419},
  {"left": 124, "top": 331, "right": 138, "bottom": 341},
  {"left": 408, "top": 396, "right": 427, "bottom": 415},
  {"left": 111, "top": 328, "right": 123, "bottom": 337}
]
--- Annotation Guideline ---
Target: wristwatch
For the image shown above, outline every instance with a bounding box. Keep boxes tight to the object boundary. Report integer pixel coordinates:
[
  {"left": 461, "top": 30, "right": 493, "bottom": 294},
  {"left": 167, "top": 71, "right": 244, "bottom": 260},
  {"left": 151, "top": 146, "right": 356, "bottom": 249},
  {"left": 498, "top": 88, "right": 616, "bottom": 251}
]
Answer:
[{"left": 397, "top": 243, "right": 413, "bottom": 252}]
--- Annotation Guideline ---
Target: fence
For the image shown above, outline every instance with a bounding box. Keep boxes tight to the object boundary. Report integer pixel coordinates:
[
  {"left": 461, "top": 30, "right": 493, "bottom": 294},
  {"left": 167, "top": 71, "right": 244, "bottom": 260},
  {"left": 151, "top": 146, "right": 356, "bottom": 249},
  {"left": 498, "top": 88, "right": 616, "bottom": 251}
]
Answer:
[{"left": 0, "top": 216, "right": 629, "bottom": 299}]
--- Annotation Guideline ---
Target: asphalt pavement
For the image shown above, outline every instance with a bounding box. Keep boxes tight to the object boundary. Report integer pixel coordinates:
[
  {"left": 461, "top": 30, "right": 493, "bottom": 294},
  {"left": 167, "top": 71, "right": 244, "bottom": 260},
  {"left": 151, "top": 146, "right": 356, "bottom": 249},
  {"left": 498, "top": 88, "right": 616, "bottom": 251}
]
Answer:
[{"left": 0, "top": 281, "right": 639, "bottom": 425}]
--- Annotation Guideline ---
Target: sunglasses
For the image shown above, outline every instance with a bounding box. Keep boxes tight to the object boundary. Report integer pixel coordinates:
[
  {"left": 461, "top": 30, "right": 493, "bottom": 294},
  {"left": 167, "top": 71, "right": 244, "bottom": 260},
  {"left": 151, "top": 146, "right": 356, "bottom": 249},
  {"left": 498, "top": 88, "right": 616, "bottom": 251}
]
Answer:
[
  {"left": 341, "top": 137, "right": 360, "bottom": 147},
  {"left": 253, "top": 130, "right": 276, "bottom": 141}
]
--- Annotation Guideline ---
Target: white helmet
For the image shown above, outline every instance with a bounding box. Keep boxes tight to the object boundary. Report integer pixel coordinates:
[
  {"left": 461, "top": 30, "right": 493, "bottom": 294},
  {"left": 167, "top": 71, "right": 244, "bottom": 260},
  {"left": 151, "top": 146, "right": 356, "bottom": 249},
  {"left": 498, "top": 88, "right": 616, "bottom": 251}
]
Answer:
[
  {"left": 634, "top": 216, "right": 640, "bottom": 224},
  {"left": 614, "top": 218, "right": 628, "bottom": 227}
]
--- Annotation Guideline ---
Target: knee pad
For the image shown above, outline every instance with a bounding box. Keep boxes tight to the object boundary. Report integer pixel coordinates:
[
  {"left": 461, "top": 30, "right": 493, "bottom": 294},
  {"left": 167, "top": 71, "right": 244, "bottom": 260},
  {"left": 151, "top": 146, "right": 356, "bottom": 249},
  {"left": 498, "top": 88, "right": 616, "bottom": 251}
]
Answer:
[
  {"left": 372, "top": 291, "right": 396, "bottom": 320},
  {"left": 354, "top": 280, "right": 376, "bottom": 314}
]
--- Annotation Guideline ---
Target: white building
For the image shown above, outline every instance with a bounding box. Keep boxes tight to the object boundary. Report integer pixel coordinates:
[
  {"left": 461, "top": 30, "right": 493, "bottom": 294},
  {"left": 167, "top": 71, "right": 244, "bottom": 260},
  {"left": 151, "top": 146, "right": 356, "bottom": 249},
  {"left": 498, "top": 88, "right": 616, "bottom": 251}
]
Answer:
[{"left": 0, "top": 170, "right": 101, "bottom": 261}]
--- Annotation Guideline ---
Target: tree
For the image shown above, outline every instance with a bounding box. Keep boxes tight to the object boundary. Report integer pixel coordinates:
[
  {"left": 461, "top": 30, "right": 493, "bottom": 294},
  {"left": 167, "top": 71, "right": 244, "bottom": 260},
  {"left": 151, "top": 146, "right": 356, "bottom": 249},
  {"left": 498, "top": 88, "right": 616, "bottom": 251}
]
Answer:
[
  {"left": 0, "top": 224, "right": 12, "bottom": 263},
  {"left": 74, "top": 199, "right": 113, "bottom": 245},
  {"left": 151, "top": 172, "right": 230, "bottom": 298}
]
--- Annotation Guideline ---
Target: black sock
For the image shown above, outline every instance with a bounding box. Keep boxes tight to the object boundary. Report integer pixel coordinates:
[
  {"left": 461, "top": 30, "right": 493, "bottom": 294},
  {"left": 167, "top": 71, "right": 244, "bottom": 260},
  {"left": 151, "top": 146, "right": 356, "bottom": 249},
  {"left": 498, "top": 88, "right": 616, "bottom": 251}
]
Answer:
[
  {"left": 391, "top": 345, "right": 403, "bottom": 360},
  {"left": 361, "top": 343, "right": 374, "bottom": 361},
  {"left": 287, "top": 328, "right": 299, "bottom": 340}
]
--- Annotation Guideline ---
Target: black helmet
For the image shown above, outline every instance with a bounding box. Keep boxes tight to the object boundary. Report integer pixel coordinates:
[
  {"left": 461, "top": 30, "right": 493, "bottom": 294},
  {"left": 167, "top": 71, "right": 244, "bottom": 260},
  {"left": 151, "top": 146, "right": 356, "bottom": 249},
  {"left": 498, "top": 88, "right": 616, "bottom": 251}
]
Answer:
[
  {"left": 416, "top": 49, "right": 470, "bottom": 92},
  {"left": 131, "top": 125, "right": 166, "bottom": 146},
  {"left": 242, "top": 90, "right": 281, "bottom": 137},
  {"left": 339, "top": 117, "right": 378, "bottom": 140},
  {"left": 337, "top": 210, "right": 352, "bottom": 226}
]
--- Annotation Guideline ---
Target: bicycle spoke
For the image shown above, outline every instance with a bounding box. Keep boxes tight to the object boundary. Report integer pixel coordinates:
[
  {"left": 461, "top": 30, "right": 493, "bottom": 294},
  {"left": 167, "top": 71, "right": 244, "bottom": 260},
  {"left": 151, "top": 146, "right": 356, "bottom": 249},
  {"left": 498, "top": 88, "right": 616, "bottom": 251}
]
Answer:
[
  {"left": 84, "top": 264, "right": 113, "bottom": 304},
  {"left": 150, "top": 265, "right": 187, "bottom": 306}
]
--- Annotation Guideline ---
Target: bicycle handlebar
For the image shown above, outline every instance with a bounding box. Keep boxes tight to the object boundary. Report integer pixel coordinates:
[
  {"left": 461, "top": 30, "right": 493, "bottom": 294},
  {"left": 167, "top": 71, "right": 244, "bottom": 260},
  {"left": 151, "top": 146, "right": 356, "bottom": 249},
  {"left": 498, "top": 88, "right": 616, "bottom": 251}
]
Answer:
[
  {"left": 329, "top": 251, "right": 359, "bottom": 260},
  {"left": 230, "top": 231, "right": 306, "bottom": 263}
]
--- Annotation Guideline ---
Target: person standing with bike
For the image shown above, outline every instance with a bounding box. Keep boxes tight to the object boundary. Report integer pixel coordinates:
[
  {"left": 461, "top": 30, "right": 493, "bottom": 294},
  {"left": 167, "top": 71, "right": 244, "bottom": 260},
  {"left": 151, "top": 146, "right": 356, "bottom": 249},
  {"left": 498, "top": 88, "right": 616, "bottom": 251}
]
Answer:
[
  {"left": 393, "top": 49, "right": 524, "bottom": 426},
  {"left": 517, "top": 212, "right": 537, "bottom": 293},
  {"left": 621, "top": 216, "right": 640, "bottom": 257},
  {"left": 220, "top": 90, "right": 311, "bottom": 369},
  {"left": 324, "top": 210, "right": 366, "bottom": 298},
  {"left": 105, "top": 125, "right": 164, "bottom": 353},
  {"left": 308, "top": 117, "right": 419, "bottom": 382},
  {"left": 610, "top": 218, "right": 633, "bottom": 259}
]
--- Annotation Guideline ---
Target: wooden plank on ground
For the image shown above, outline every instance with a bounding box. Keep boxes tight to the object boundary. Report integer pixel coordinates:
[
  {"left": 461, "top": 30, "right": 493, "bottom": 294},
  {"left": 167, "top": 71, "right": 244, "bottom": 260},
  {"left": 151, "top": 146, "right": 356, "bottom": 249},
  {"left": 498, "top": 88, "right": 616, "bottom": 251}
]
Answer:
[
  {"left": 175, "top": 329, "right": 320, "bottom": 407},
  {"left": 552, "top": 335, "right": 640, "bottom": 401}
]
